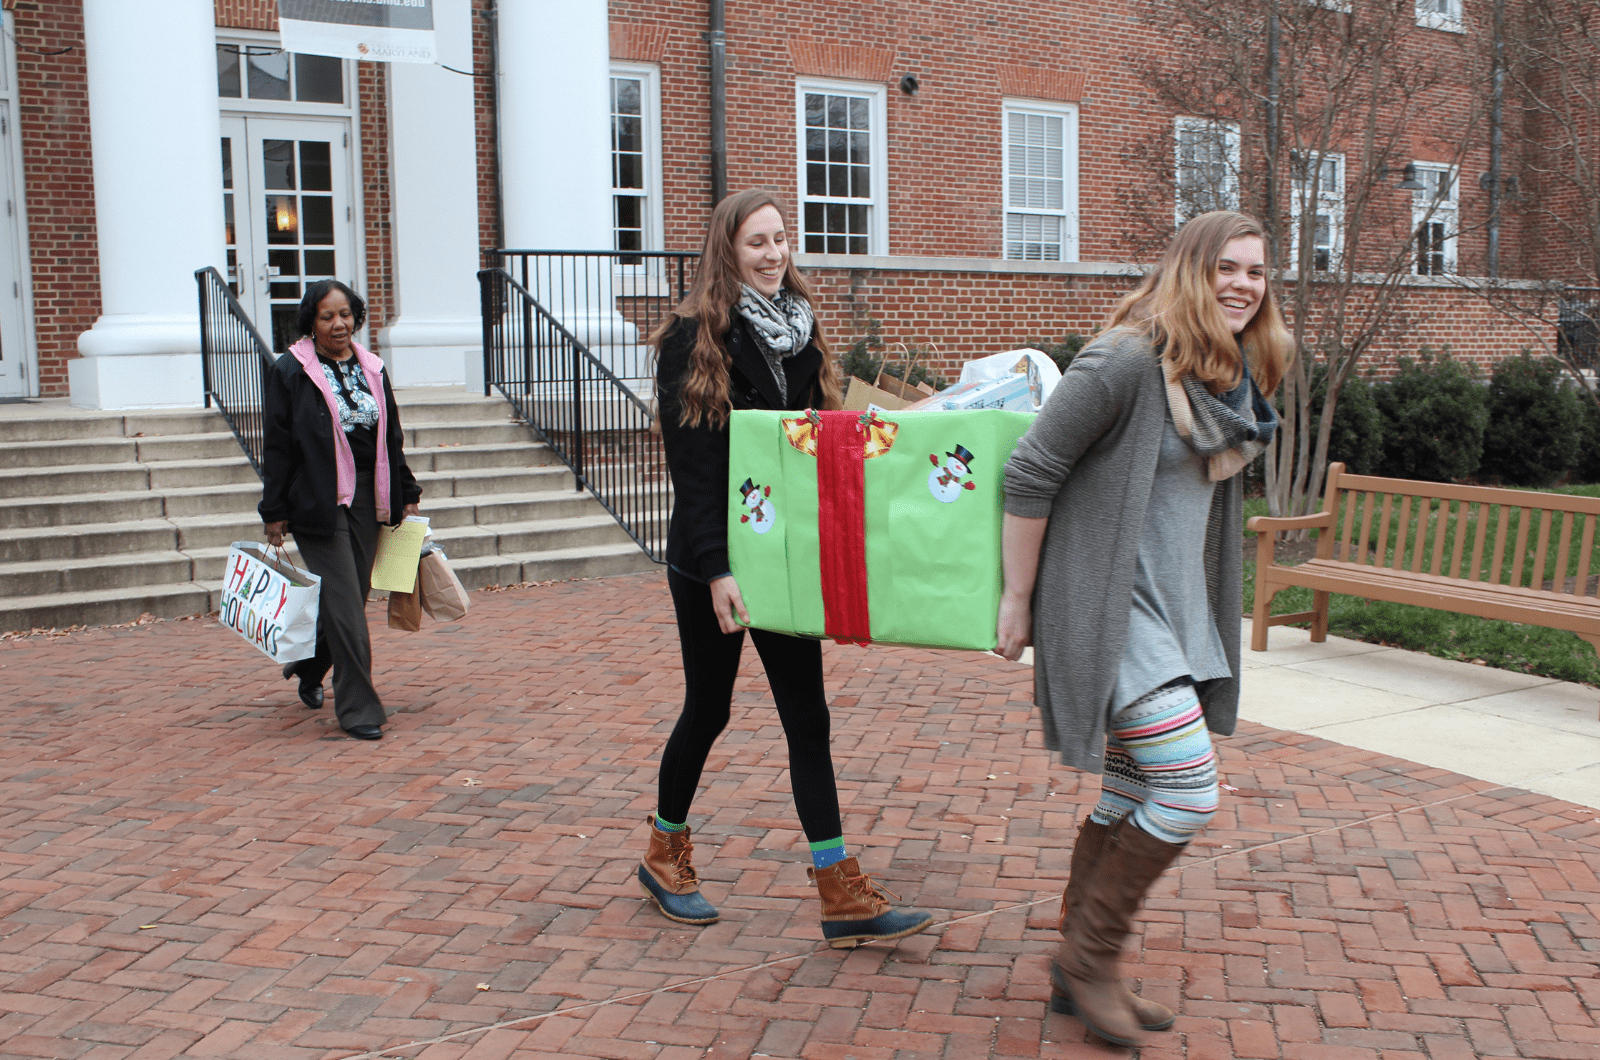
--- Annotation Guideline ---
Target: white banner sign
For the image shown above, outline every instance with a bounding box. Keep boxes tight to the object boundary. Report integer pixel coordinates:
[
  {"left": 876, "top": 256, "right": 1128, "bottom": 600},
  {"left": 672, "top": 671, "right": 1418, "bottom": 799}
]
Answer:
[{"left": 277, "top": 0, "right": 437, "bottom": 65}]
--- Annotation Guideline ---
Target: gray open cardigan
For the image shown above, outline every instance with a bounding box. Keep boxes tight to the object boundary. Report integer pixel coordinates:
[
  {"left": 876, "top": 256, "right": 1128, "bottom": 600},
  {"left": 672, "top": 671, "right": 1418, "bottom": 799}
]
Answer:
[{"left": 1002, "top": 326, "right": 1243, "bottom": 774}]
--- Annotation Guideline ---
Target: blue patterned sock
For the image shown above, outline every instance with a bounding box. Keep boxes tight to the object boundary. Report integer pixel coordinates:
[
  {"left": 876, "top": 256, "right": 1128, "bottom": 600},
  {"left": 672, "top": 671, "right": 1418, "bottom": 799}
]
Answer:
[
  {"left": 653, "top": 815, "right": 687, "bottom": 833},
  {"left": 809, "top": 837, "right": 847, "bottom": 869}
]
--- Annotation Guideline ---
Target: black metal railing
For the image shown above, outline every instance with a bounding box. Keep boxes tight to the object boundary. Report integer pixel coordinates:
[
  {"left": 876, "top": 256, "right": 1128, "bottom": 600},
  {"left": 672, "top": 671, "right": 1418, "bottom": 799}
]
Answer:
[
  {"left": 479, "top": 252, "right": 696, "bottom": 562},
  {"left": 196, "top": 266, "right": 275, "bottom": 477},
  {"left": 1559, "top": 288, "right": 1599, "bottom": 372}
]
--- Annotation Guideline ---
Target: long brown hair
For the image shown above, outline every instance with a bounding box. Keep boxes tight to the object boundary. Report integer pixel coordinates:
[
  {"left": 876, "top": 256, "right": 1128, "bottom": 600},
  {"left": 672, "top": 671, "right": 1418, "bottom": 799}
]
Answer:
[
  {"left": 1105, "top": 210, "right": 1292, "bottom": 395},
  {"left": 651, "top": 190, "right": 843, "bottom": 427}
]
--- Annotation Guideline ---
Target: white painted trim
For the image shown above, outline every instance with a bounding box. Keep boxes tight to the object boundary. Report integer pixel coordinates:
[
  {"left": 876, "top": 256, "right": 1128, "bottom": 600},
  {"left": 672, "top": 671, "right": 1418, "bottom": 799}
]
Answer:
[
  {"left": 1000, "top": 98, "right": 1080, "bottom": 262},
  {"left": 609, "top": 61, "right": 663, "bottom": 252},
  {"left": 0, "top": 9, "right": 37, "bottom": 396},
  {"left": 1411, "top": 161, "right": 1459, "bottom": 276},
  {"left": 1289, "top": 150, "right": 1345, "bottom": 273},
  {"left": 794, "top": 77, "right": 889, "bottom": 255},
  {"left": 1415, "top": 0, "right": 1465, "bottom": 34},
  {"left": 793, "top": 253, "right": 1141, "bottom": 277}
]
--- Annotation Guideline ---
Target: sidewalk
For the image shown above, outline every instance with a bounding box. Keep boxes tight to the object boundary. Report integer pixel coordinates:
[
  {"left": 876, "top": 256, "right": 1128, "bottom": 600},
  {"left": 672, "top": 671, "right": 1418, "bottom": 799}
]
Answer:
[{"left": 1, "top": 570, "right": 1597, "bottom": 1060}]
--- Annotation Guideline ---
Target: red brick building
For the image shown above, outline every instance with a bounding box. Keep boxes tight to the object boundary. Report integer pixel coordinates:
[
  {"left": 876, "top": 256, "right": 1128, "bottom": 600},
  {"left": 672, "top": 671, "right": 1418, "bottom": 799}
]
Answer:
[{"left": 0, "top": 1, "right": 1584, "bottom": 405}]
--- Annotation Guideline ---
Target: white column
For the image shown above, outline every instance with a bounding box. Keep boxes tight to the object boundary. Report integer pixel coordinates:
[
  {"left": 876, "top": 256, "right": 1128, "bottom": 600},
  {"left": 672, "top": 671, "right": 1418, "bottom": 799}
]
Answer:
[
  {"left": 376, "top": 0, "right": 481, "bottom": 387},
  {"left": 497, "top": 0, "right": 637, "bottom": 373},
  {"left": 72, "top": 0, "right": 224, "bottom": 409}
]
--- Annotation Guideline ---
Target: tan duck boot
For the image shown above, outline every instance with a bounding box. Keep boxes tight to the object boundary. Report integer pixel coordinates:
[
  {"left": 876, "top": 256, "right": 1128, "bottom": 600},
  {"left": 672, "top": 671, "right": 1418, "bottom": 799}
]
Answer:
[
  {"left": 1052, "top": 819, "right": 1185, "bottom": 1046},
  {"left": 637, "top": 815, "right": 719, "bottom": 925},
  {"left": 1052, "top": 817, "right": 1175, "bottom": 1032},
  {"left": 808, "top": 856, "right": 935, "bottom": 948}
]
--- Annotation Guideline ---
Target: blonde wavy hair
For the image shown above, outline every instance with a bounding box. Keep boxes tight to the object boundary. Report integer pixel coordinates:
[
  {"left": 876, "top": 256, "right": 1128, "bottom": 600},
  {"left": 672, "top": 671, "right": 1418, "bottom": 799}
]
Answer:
[
  {"left": 651, "top": 190, "right": 842, "bottom": 428},
  {"left": 1105, "top": 211, "right": 1292, "bottom": 395}
]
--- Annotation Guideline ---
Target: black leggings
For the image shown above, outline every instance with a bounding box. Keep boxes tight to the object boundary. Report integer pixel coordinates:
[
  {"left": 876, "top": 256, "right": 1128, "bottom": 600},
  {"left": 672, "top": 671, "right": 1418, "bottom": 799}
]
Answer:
[{"left": 658, "top": 568, "right": 843, "bottom": 843}]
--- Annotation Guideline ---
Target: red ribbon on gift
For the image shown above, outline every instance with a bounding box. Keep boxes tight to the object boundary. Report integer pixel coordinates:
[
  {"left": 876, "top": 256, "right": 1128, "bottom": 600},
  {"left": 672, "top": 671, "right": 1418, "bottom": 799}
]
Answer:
[{"left": 813, "top": 410, "right": 872, "bottom": 646}]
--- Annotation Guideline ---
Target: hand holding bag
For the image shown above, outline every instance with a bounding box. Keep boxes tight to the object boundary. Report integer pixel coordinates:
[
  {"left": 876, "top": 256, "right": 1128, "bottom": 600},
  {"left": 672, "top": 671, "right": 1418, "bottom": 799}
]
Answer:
[
  {"left": 218, "top": 542, "right": 321, "bottom": 663},
  {"left": 418, "top": 547, "right": 470, "bottom": 621}
]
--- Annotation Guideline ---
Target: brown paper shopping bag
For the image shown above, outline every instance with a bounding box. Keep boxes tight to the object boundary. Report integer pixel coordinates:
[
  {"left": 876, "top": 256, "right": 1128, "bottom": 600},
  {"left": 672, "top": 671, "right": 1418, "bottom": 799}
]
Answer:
[{"left": 387, "top": 581, "right": 423, "bottom": 631}]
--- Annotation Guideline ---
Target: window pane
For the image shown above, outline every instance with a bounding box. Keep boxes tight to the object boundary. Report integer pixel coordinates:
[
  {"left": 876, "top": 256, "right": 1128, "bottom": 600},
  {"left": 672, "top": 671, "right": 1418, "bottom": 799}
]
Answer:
[
  {"left": 294, "top": 53, "right": 343, "bottom": 103},
  {"left": 304, "top": 249, "right": 336, "bottom": 276},
  {"left": 827, "top": 95, "right": 847, "bottom": 128},
  {"left": 217, "top": 46, "right": 241, "bottom": 98},
  {"left": 848, "top": 96, "right": 868, "bottom": 129},
  {"left": 262, "top": 139, "right": 295, "bottom": 190},
  {"left": 806, "top": 128, "right": 825, "bottom": 161},
  {"left": 247, "top": 51, "right": 291, "bottom": 101},
  {"left": 616, "top": 153, "right": 643, "bottom": 189},
  {"left": 266, "top": 196, "right": 298, "bottom": 244},
  {"left": 806, "top": 93, "right": 825, "bottom": 127},
  {"left": 269, "top": 248, "right": 300, "bottom": 277},
  {"left": 223, "top": 194, "right": 234, "bottom": 246},
  {"left": 848, "top": 235, "right": 867, "bottom": 255},
  {"left": 827, "top": 129, "right": 846, "bottom": 162},
  {"left": 850, "top": 165, "right": 869, "bottom": 198},
  {"left": 615, "top": 114, "right": 641, "bottom": 154},
  {"left": 614, "top": 77, "right": 641, "bottom": 115},
  {"left": 302, "top": 196, "right": 334, "bottom": 245},
  {"left": 269, "top": 280, "right": 301, "bottom": 299},
  {"left": 299, "top": 141, "right": 331, "bottom": 192},
  {"left": 807, "top": 162, "right": 827, "bottom": 197},
  {"left": 271, "top": 305, "right": 300, "bottom": 353},
  {"left": 849, "top": 131, "right": 869, "bottom": 165},
  {"left": 615, "top": 195, "right": 642, "bottom": 230},
  {"left": 220, "top": 139, "right": 233, "bottom": 190},
  {"left": 829, "top": 163, "right": 848, "bottom": 197}
]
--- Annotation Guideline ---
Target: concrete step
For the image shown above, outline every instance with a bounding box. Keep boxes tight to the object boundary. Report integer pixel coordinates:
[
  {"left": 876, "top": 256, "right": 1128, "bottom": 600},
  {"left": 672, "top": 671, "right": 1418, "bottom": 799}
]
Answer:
[
  {"left": 445, "top": 541, "right": 660, "bottom": 590},
  {"left": 0, "top": 550, "right": 195, "bottom": 597},
  {"left": 134, "top": 432, "right": 252, "bottom": 463},
  {"left": 0, "top": 407, "right": 229, "bottom": 444},
  {"left": 159, "top": 483, "right": 264, "bottom": 518},
  {"left": 0, "top": 582, "right": 217, "bottom": 632},
  {"left": 406, "top": 422, "right": 536, "bottom": 448},
  {"left": 0, "top": 518, "right": 180, "bottom": 563},
  {"left": 392, "top": 389, "right": 520, "bottom": 425},
  {"left": 188, "top": 544, "right": 304, "bottom": 583},
  {"left": 0, "top": 462, "right": 152, "bottom": 499},
  {"left": 0, "top": 437, "right": 139, "bottom": 469},
  {"left": 147, "top": 457, "right": 260, "bottom": 490},
  {"left": 406, "top": 440, "right": 562, "bottom": 473},
  {"left": 414, "top": 463, "right": 573, "bottom": 499},
  {"left": 170, "top": 513, "right": 275, "bottom": 551},
  {"left": 0, "top": 490, "right": 167, "bottom": 530}
]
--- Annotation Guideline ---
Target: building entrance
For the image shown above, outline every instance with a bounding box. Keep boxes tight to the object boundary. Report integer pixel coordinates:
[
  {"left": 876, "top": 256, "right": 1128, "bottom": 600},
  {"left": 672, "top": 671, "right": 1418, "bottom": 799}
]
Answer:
[{"left": 221, "top": 115, "right": 355, "bottom": 352}]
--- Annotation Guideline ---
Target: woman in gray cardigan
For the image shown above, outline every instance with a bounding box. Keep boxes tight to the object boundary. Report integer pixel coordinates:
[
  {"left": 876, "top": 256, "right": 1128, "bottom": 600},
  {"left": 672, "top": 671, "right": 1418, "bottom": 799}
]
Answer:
[{"left": 997, "top": 211, "right": 1291, "bottom": 1046}]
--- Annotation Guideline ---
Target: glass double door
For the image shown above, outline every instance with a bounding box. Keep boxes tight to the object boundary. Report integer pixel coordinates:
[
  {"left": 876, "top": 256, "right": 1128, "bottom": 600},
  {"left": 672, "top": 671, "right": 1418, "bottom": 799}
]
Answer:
[{"left": 221, "top": 116, "right": 353, "bottom": 352}]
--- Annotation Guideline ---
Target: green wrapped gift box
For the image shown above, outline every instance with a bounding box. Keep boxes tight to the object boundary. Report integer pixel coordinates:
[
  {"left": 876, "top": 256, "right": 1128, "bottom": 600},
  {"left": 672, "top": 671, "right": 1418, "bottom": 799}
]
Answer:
[{"left": 727, "top": 407, "right": 1033, "bottom": 650}]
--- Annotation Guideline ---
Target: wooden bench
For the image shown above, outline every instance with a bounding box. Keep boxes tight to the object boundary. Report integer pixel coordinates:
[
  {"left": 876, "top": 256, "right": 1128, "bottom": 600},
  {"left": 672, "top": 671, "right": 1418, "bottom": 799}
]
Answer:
[{"left": 1247, "top": 463, "right": 1600, "bottom": 667}]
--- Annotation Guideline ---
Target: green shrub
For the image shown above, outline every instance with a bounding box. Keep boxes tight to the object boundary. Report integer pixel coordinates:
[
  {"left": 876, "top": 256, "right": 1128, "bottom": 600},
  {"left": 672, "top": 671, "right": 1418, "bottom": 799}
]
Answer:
[
  {"left": 1372, "top": 350, "right": 1487, "bottom": 482},
  {"left": 1308, "top": 364, "right": 1384, "bottom": 475},
  {"left": 837, "top": 327, "right": 946, "bottom": 390},
  {"left": 1573, "top": 392, "right": 1600, "bottom": 484},
  {"left": 1479, "top": 352, "right": 1584, "bottom": 487}
]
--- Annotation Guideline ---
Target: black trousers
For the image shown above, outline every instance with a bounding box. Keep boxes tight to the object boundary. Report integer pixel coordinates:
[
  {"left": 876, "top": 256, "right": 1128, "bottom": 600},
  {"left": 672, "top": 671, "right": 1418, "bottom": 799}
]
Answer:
[
  {"left": 658, "top": 568, "right": 843, "bottom": 842},
  {"left": 288, "top": 473, "right": 387, "bottom": 730}
]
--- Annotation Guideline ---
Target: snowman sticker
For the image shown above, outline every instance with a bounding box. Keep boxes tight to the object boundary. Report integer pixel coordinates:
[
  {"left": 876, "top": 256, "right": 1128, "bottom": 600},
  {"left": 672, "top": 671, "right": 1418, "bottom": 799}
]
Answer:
[
  {"left": 928, "top": 445, "right": 977, "bottom": 503},
  {"left": 738, "top": 478, "right": 776, "bottom": 532}
]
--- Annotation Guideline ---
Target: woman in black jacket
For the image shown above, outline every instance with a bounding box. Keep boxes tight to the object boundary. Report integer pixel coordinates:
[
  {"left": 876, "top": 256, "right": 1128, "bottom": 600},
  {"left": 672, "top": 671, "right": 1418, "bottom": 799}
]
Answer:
[
  {"left": 259, "top": 280, "right": 422, "bottom": 740},
  {"left": 640, "top": 190, "right": 933, "bottom": 948}
]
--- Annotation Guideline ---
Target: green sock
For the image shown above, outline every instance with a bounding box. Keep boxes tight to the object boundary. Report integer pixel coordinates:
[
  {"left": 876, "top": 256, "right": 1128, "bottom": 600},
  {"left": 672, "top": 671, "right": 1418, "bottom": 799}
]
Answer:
[
  {"left": 809, "top": 837, "right": 847, "bottom": 869},
  {"left": 653, "top": 815, "right": 687, "bottom": 833}
]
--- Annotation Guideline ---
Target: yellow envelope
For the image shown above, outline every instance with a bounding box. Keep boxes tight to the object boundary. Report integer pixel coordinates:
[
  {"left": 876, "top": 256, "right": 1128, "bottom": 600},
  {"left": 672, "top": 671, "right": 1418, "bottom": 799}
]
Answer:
[{"left": 371, "top": 516, "right": 430, "bottom": 593}]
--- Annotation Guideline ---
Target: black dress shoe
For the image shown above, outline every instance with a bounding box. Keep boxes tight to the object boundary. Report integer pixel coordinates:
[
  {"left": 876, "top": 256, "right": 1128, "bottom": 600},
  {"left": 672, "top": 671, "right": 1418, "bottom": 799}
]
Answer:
[
  {"left": 344, "top": 725, "right": 383, "bottom": 740},
  {"left": 297, "top": 674, "right": 324, "bottom": 710}
]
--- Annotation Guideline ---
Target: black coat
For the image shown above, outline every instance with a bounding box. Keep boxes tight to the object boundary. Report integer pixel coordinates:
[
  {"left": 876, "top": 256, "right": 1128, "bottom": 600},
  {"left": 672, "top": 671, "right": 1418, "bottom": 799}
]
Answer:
[
  {"left": 657, "top": 316, "right": 826, "bottom": 582},
  {"left": 258, "top": 352, "right": 422, "bottom": 537}
]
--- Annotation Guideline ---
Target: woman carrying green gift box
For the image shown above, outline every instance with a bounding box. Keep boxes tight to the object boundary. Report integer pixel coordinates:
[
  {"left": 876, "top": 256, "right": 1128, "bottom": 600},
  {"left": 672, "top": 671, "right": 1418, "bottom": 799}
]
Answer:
[
  {"left": 997, "top": 211, "right": 1292, "bottom": 1045},
  {"left": 641, "top": 189, "right": 934, "bottom": 948}
]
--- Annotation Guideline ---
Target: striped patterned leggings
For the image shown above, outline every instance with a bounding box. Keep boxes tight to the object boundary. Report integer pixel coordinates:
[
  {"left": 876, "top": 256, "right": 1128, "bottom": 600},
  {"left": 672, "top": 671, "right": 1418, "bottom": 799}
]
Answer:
[{"left": 1089, "top": 680, "right": 1218, "bottom": 845}]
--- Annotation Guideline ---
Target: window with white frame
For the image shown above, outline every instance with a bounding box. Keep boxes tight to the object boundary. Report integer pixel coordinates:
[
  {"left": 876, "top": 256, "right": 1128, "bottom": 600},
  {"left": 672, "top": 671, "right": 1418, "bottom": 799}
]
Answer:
[
  {"left": 1415, "top": 0, "right": 1464, "bottom": 32},
  {"left": 610, "top": 64, "right": 661, "bottom": 259},
  {"left": 1002, "top": 101, "right": 1079, "bottom": 261},
  {"left": 797, "top": 81, "right": 886, "bottom": 255},
  {"left": 1412, "top": 163, "right": 1457, "bottom": 275},
  {"left": 1290, "top": 152, "right": 1343, "bottom": 272},
  {"left": 1174, "top": 118, "right": 1240, "bottom": 223}
]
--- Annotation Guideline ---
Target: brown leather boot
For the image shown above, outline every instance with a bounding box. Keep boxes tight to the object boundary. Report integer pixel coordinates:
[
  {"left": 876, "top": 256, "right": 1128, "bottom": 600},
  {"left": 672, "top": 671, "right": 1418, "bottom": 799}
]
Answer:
[
  {"left": 1053, "top": 817, "right": 1175, "bottom": 1032},
  {"left": 808, "top": 856, "right": 934, "bottom": 948},
  {"left": 1052, "top": 819, "right": 1185, "bottom": 1046},
  {"left": 637, "top": 815, "right": 719, "bottom": 925}
]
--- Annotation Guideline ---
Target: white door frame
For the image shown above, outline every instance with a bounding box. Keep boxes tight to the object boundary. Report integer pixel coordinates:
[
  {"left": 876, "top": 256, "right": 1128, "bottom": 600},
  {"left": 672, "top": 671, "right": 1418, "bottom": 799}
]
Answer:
[
  {"left": 218, "top": 29, "right": 363, "bottom": 350},
  {"left": 221, "top": 114, "right": 356, "bottom": 352},
  {"left": 0, "top": 8, "right": 37, "bottom": 397}
]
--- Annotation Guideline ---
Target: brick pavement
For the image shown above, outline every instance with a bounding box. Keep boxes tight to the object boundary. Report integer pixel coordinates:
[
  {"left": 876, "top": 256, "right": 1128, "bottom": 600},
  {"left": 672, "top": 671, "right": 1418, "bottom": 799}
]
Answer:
[{"left": 2, "top": 570, "right": 1598, "bottom": 1060}]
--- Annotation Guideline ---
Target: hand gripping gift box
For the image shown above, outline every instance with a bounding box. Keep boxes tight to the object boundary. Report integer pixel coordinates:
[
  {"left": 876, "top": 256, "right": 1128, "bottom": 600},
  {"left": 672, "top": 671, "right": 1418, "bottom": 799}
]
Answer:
[{"left": 727, "top": 408, "right": 1032, "bottom": 650}]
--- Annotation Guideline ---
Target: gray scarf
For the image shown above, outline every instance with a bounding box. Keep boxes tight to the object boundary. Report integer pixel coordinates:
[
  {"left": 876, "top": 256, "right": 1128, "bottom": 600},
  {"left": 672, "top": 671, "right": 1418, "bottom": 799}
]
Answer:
[
  {"left": 735, "top": 285, "right": 814, "bottom": 403},
  {"left": 1165, "top": 354, "right": 1279, "bottom": 481}
]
